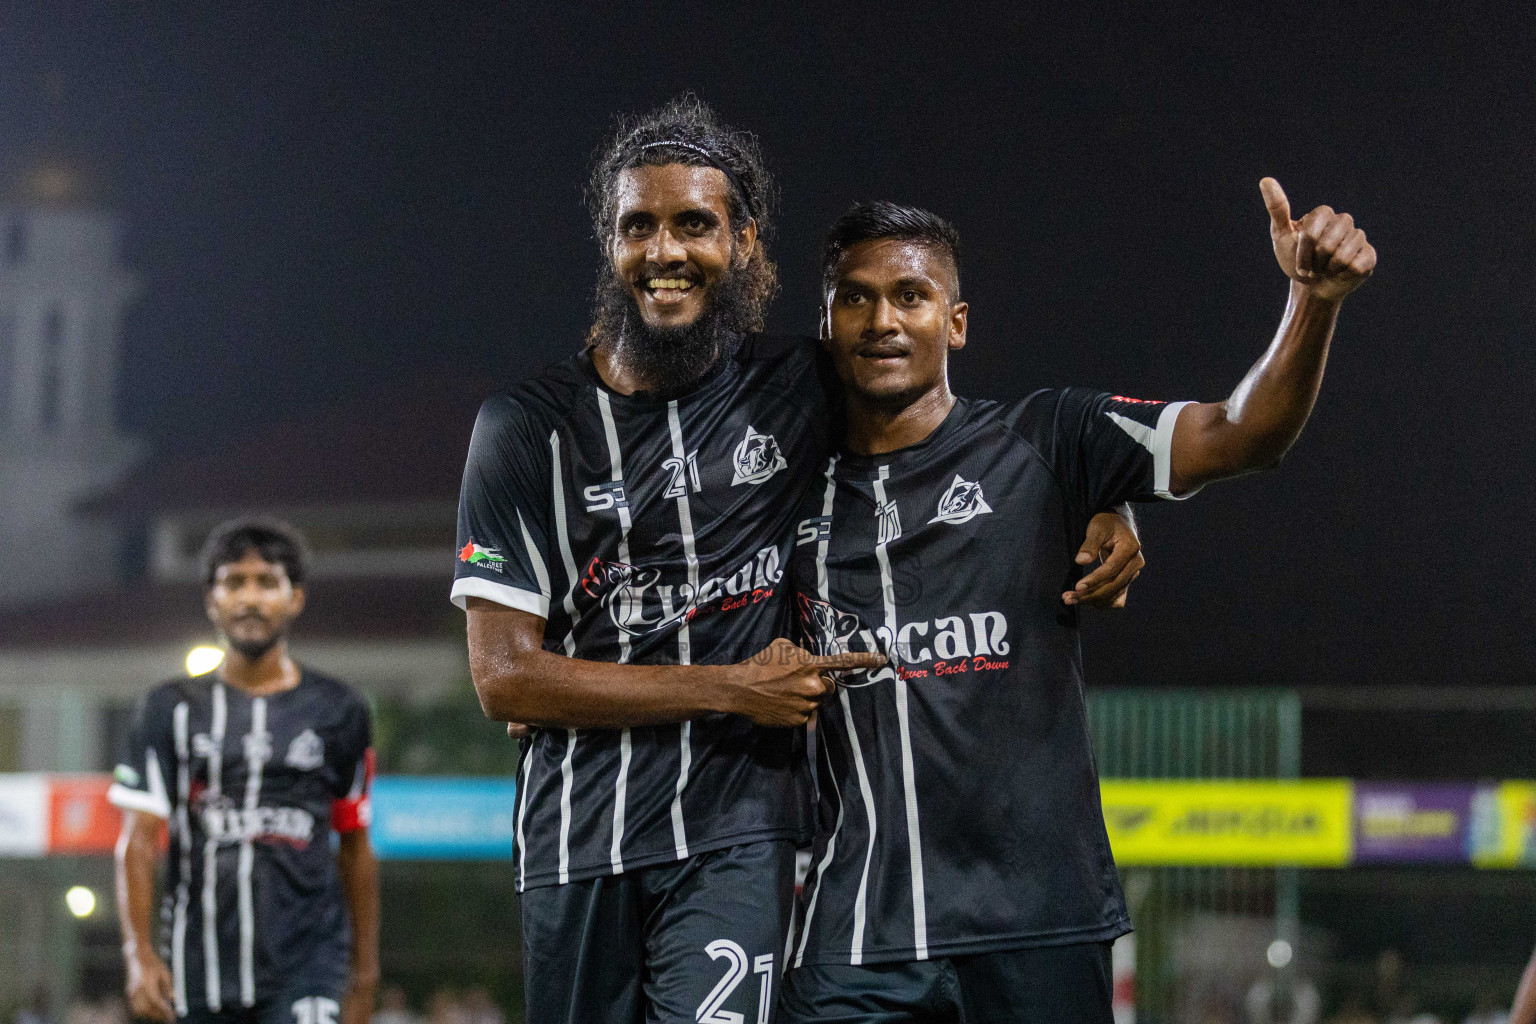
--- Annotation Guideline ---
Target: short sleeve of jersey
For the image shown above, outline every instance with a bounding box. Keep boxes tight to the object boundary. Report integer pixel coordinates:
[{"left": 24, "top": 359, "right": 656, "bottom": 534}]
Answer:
[
  {"left": 329, "top": 693, "right": 374, "bottom": 832},
  {"left": 107, "top": 690, "right": 175, "bottom": 819},
  {"left": 1017, "top": 389, "right": 1197, "bottom": 513},
  {"left": 450, "top": 393, "right": 555, "bottom": 617}
]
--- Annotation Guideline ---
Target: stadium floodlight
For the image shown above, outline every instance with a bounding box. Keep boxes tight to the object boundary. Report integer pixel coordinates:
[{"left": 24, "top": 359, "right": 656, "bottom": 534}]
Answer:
[
  {"left": 65, "top": 886, "right": 96, "bottom": 918},
  {"left": 1266, "top": 938, "right": 1293, "bottom": 969},
  {"left": 186, "top": 646, "right": 225, "bottom": 676}
]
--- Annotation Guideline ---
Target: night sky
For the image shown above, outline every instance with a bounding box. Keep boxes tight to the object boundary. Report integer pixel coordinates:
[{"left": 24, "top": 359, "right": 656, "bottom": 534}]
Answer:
[{"left": 3, "top": 6, "right": 1532, "bottom": 690}]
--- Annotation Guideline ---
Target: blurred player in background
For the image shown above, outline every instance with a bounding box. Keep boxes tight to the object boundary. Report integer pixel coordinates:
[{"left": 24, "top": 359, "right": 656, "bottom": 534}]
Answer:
[
  {"left": 453, "top": 96, "right": 1143, "bottom": 1024},
  {"left": 779, "top": 191, "right": 1375, "bottom": 1022},
  {"left": 110, "top": 520, "right": 379, "bottom": 1024}
]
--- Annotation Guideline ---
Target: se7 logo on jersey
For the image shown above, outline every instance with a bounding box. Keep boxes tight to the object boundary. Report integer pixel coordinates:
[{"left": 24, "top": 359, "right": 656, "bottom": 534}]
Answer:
[
  {"left": 583, "top": 481, "right": 629, "bottom": 512},
  {"left": 928, "top": 474, "right": 992, "bottom": 525},
  {"left": 731, "top": 426, "right": 787, "bottom": 486}
]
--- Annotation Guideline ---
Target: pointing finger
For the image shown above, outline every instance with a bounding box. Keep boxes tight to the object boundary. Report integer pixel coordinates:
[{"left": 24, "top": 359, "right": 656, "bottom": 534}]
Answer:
[
  {"left": 1260, "top": 177, "right": 1292, "bottom": 233},
  {"left": 812, "top": 651, "right": 887, "bottom": 672}
]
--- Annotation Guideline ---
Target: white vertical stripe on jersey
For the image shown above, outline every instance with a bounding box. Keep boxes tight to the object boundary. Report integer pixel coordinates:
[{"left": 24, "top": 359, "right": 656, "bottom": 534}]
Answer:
[
  {"left": 665, "top": 400, "right": 698, "bottom": 859},
  {"left": 596, "top": 389, "right": 635, "bottom": 873},
  {"left": 549, "top": 431, "right": 581, "bottom": 656},
  {"left": 795, "top": 455, "right": 872, "bottom": 967},
  {"left": 871, "top": 466, "right": 929, "bottom": 960},
  {"left": 558, "top": 730, "right": 576, "bottom": 884},
  {"left": 611, "top": 731, "right": 632, "bottom": 874},
  {"left": 842, "top": 687, "right": 880, "bottom": 966},
  {"left": 596, "top": 390, "right": 636, "bottom": 660},
  {"left": 172, "top": 701, "right": 191, "bottom": 1016},
  {"left": 514, "top": 743, "right": 532, "bottom": 890},
  {"left": 517, "top": 508, "right": 552, "bottom": 608},
  {"left": 549, "top": 431, "right": 582, "bottom": 885},
  {"left": 202, "top": 683, "right": 227, "bottom": 1009},
  {"left": 794, "top": 730, "right": 845, "bottom": 969},
  {"left": 238, "top": 697, "right": 268, "bottom": 1006}
]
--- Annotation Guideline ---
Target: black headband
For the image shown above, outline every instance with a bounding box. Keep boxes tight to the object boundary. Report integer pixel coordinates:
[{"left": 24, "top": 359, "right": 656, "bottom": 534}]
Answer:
[{"left": 630, "top": 140, "right": 752, "bottom": 218}]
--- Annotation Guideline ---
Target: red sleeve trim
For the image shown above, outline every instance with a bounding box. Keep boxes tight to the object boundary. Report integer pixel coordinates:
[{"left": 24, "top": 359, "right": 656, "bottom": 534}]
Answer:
[{"left": 332, "top": 748, "right": 374, "bottom": 832}]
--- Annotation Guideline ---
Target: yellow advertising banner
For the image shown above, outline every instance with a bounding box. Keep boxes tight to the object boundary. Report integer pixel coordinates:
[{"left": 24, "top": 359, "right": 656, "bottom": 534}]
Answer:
[
  {"left": 1470, "top": 781, "right": 1536, "bottom": 868},
  {"left": 1100, "top": 779, "right": 1354, "bottom": 867}
]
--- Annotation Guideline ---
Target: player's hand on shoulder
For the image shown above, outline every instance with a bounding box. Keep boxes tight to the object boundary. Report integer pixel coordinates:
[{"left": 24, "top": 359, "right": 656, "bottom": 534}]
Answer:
[
  {"left": 1065, "top": 510, "right": 1144, "bottom": 609},
  {"left": 1261, "top": 177, "right": 1376, "bottom": 302},
  {"left": 728, "top": 638, "right": 885, "bottom": 727}
]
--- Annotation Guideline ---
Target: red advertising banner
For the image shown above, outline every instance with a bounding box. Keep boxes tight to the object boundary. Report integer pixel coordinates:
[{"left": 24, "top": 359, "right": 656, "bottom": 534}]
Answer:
[{"left": 48, "top": 774, "right": 123, "bottom": 854}]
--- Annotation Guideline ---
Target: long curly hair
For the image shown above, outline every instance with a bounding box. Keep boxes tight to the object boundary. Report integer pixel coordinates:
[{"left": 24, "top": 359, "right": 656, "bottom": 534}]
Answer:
[{"left": 585, "top": 95, "right": 780, "bottom": 338}]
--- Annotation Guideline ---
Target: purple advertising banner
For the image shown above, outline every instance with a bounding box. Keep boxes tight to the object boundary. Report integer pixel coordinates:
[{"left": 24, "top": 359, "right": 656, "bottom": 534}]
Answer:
[{"left": 1354, "top": 782, "right": 1476, "bottom": 864}]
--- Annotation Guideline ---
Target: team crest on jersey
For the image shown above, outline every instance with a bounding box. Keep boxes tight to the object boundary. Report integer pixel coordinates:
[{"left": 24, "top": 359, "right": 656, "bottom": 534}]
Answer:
[
  {"left": 730, "top": 425, "right": 787, "bottom": 486},
  {"left": 795, "top": 594, "right": 894, "bottom": 690},
  {"left": 285, "top": 728, "right": 325, "bottom": 771},
  {"left": 580, "top": 556, "right": 695, "bottom": 638},
  {"left": 928, "top": 474, "right": 993, "bottom": 525}
]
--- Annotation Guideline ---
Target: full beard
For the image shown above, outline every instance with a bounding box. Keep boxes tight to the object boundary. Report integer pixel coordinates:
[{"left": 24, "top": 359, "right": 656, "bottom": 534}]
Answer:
[{"left": 589, "top": 262, "right": 753, "bottom": 397}]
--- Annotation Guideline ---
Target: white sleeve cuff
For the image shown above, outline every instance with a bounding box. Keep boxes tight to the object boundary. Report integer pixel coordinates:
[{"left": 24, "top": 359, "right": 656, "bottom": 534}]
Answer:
[
  {"left": 1153, "top": 401, "right": 1200, "bottom": 500},
  {"left": 108, "top": 782, "right": 171, "bottom": 819},
  {"left": 450, "top": 576, "right": 550, "bottom": 617}
]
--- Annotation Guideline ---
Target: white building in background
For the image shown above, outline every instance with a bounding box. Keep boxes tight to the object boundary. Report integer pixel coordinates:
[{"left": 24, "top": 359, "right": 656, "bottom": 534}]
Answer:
[{"left": 0, "top": 156, "right": 141, "bottom": 607}]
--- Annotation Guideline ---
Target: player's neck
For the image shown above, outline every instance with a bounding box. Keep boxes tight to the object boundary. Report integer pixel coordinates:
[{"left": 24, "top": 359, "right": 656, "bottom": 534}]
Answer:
[
  {"left": 221, "top": 644, "right": 301, "bottom": 697},
  {"left": 590, "top": 339, "right": 728, "bottom": 398},
  {"left": 591, "top": 344, "right": 644, "bottom": 394},
  {"left": 843, "top": 382, "right": 956, "bottom": 457}
]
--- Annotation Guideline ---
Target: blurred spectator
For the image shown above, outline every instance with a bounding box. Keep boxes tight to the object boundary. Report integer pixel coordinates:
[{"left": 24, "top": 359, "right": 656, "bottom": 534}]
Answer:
[
  {"left": 1374, "top": 952, "right": 1406, "bottom": 1018},
  {"left": 371, "top": 988, "right": 421, "bottom": 1024},
  {"left": 1326, "top": 991, "right": 1380, "bottom": 1024},
  {"left": 426, "top": 989, "right": 463, "bottom": 1024},
  {"left": 16, "top": 987, "right": 54, "bottom": 1024},
  {"left": 458, "top": 989, "right": 501, "bottom": 1024},
  {"left": 1247, "top": 977, "right": 1322, "bottom": 1024}
]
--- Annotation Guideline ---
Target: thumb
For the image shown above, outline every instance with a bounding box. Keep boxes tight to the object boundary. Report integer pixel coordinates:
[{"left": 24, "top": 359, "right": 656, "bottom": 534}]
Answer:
[
  {"left": 1260, "top": 177, "right": 1292, "bottom": 234},
  {"left": 1076, "top": 517, "right": 1110, "bottom": 565}
]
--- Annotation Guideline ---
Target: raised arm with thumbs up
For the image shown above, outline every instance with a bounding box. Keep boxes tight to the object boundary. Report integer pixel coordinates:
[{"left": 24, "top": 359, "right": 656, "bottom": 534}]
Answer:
[{"left": 1162, "top": 178, "right": 1377, "bottom": 495}]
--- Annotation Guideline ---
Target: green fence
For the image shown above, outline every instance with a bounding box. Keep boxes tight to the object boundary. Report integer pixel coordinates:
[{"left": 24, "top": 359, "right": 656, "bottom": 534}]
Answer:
[{"left": 1088, "top": 688, "right": 1302, "bottom": 1022}]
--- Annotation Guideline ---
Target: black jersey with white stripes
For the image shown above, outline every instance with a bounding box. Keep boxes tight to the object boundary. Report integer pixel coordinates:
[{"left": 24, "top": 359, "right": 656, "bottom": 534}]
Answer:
[
  {"left": 108, "top": 670, "right": 373, "bottom": 1015},
  {"left": 785, "top": 391, "right": 1194, "bottom": 967},
  {"left": 451, "top": 334, "right": 838, "bottom": 891}
]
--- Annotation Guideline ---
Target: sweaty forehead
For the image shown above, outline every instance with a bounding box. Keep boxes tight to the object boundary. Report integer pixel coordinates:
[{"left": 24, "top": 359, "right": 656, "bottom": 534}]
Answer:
[
  {"left": 835, "top": 238, "right": 956, "bottom": 293},
  {"left": 613, "top": 164, "right": 735, "bottom": 219}
]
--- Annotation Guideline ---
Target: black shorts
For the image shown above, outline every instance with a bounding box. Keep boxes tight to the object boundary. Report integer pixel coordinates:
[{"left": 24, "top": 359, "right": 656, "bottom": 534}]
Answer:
[
  {"left": 778, "top": 941, "right": 1114, "bottom": 1024},
  {"left": 178, "top": 982, "right": 347, "bottom": 1024},
  {"left": 520, "top": 839, "right": 797, "bottom": 1024}
]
